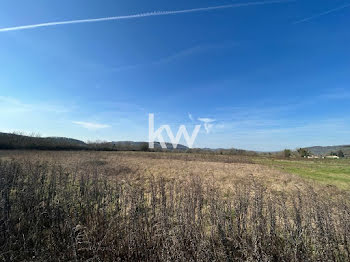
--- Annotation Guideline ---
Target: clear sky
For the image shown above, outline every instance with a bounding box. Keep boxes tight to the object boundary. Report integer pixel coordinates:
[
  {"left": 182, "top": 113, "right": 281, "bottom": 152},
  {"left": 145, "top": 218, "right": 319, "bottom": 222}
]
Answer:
[{"left": 0, "top": 0, "right": 349, "bottom": 151}]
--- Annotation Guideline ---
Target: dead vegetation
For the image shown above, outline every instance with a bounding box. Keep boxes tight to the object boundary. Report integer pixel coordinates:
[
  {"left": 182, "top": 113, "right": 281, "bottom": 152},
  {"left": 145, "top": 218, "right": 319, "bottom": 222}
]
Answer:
[{"left": 0, "top": 151, "right": 350, "bottom": 261}]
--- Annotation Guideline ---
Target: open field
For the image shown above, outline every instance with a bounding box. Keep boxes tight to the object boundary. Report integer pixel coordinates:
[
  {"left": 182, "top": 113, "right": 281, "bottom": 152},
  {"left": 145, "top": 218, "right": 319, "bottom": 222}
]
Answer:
[
  {"left": 0, "top": 151, "right": 325, "bottom": 193},
  {"left": 1, "top": 150, "right": 350, "bottom": 261},
  {"left": 255, "top": 157, "right": 350, "bottom": 190},
  {"left": 1, "top": 150, "right": 349, "bottom": 192}
]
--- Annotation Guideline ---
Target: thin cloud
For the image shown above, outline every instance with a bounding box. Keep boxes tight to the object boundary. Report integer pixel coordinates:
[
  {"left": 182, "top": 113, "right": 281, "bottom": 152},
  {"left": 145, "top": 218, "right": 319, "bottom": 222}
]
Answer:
[
  {"left": 293, "top": 3, "right": 350, "bottom": 24},
  {"left": 73, "top": 121, "right": 110, "bottom": 130},
  {"left": 113, "top": 43, "right": 236, "bottom": 72},
  {"left": 0, "top": 96, "right": 70, "bottom": 114},
  {"left": 0, "top": 0, "right": 292, "bottom": 32},
  {"left": 188, "top": 113, "right": 194, "bottom": 121}
]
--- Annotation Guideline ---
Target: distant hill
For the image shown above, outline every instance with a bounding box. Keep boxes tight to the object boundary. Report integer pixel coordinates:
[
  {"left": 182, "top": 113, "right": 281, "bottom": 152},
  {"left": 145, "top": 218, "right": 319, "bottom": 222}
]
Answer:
[
  {"left": 0, "top": 132, "right": 188, "bottom": 151},
  {"left": 0, "top": 132, "right": 88, "bottom": 150},
  {"left": 110, "top": 141, "right": 188, "bottom": 151},
  {"left": 46, "top": 137, "right": 87, "bottom": 146},
  {"left": 305, "top": 145, "right": 350, "bottom": 157},
  {"left": 1, "top": 131, "right": 348, "bottom": 156}
]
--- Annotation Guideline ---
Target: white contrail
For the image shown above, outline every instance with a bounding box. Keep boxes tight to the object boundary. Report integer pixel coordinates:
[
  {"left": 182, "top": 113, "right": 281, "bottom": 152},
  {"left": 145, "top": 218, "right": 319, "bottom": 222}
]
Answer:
[
  {"left": 293, "top": 3, "right": 350, "bottom": 24},
  {"left": 0, "top": 0, "right": 292, "bottom": 32}
]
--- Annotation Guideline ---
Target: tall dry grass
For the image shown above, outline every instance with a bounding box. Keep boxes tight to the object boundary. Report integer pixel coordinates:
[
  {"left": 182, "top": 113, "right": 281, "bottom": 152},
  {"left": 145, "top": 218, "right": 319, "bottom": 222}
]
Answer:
[{"left": 1, "top": 159, "right": 350, "bottom": 261}]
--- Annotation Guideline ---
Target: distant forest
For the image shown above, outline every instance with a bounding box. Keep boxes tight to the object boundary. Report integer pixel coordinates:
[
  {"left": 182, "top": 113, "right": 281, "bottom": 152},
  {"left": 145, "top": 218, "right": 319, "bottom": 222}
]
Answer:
[
  {"left": 0, "top": 132, "right": 258, "bottom": 156},
  {"left": 0, "top": 132, "right": 144, "bottom": 151},
  {"left": 3, "top": 131, "right": 347, "bottom": 157}
]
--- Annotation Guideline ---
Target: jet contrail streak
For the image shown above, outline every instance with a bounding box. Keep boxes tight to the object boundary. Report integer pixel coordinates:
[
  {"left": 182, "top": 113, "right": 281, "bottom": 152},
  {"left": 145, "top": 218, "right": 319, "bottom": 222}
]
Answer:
[
  {"left": 293, "top": 3, "right": 350, "bottom": 24},
  {"left": 0, "top": 0, "right": 292, "bottom": 32}
]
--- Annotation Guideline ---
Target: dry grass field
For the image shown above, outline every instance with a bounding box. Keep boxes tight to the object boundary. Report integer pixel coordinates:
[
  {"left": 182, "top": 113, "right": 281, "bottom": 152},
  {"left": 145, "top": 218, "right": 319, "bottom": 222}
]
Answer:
[
  {"left": 1, "top": 150, "right": 350, "bottom": 261},
  {"left": 0, "top": 150, "right": 345, "bottom": 194}
]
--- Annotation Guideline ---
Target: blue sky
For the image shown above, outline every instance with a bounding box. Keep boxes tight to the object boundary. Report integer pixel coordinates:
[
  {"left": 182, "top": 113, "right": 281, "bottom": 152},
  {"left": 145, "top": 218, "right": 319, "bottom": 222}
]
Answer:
[{"left": 0, "top": 0, "right": 349, "bottom": 151}]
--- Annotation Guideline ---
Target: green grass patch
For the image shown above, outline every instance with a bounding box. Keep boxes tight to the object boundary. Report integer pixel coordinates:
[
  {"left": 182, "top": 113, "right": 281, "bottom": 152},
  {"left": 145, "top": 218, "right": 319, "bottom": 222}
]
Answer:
[{"left": 255, "top": 158, "right": 350, "bottom": 190}]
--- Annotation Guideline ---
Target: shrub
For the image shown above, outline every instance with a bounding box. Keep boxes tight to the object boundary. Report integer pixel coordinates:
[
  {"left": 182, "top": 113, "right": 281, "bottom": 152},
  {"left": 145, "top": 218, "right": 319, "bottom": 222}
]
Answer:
[
  {"left": 283, "top": 149, "right": 292, "bottom": 158},
  {"left": 297, "top": 148, "right": 310, "bottom": 158},
  {"left": 337, "top": 150, "right": 345, "bottom": 158}
]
